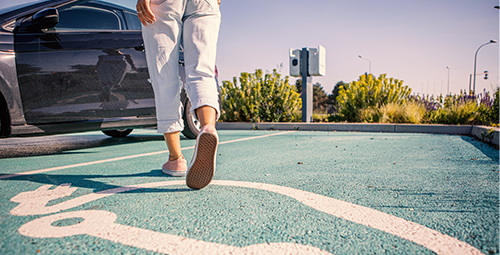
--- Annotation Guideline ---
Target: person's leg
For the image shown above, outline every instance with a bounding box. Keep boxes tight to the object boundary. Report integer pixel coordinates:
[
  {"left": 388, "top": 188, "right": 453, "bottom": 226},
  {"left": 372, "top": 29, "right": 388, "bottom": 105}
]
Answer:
[
  {"left": 183, "top": 0, "right": 221, "bottom": 123},
  {"left": 142, "top": 1, "right": 185, "bottom": 134},
  {"left": 161, "top": 131, "right": 187, "bottom": 176},
  {"left": 182, "top": 0, "right": 221, "bottom": 189},
  {"left": 196, "top": 106, "right": 216, "bottom": 128},
  {"left": 142, "top": 0, "right": 188, "bottom": 175},
  {"left": 163, "top": 132, "right": 182, "bottom": 160}
]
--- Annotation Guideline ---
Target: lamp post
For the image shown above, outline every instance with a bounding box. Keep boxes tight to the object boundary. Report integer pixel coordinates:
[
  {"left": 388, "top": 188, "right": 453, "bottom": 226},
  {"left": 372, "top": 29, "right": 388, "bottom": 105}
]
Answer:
[
  {"left": 473, "top": 40, "right": 497, "bottom": 93},
  {"left": 446, "top": 66, "right": 450, "bottom": 95},
  {"left": 358, "top": 55, "right": 371, "bottom": 74}
]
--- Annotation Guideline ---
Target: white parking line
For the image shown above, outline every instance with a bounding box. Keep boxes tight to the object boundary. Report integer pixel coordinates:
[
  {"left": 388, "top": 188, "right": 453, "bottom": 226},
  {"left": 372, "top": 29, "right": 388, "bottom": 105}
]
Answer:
[
  {"left": 0, "top": 131, "right": 295, "bottom": 180},
  {"left": 12, "top": 180, "right": 484, "bottom": 255}
]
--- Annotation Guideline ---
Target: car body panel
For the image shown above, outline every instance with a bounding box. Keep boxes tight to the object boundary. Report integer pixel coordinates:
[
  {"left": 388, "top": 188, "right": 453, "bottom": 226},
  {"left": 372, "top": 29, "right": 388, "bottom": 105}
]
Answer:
[
  {"left": 0, "top": 31, "right": 25, "bottom": 126},
  {"left": 14, "top": 0, "right": 155, "bottom": 125},
  {"left": 0, "top": 0, "right": 210, "bottom": 137},
  {"left": 0, "top": 0, "right": 162, "bottom": 136},
  {"left": 15, "top": 30, "right": 154, "bottom": 124}
]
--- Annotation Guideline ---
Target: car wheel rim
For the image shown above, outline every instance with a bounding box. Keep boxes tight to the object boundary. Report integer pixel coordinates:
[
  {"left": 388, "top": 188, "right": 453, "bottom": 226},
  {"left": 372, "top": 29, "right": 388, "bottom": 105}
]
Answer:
[{"left": 192, "top": 115, "right": 201, "bottom": 131}]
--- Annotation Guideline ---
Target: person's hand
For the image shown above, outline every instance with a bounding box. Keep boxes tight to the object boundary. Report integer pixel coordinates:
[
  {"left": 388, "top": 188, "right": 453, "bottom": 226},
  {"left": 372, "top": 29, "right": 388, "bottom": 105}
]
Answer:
[
  {"left": 136, "top": 0, "right": 156, "bottom": 26},
  {"left": 218, "top": 0, "right": 220, "bottom": 5}
]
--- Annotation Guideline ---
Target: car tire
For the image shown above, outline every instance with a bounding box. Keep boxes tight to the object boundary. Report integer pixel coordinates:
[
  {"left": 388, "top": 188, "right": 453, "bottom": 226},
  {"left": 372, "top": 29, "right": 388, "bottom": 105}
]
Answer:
[
  {"left": 0, "top": 96, "right": 10, "bottom": 137},
  {"left": 102, "top": 129, "right": 133, "bottom": 138},
  {"left": 182, "top": 98, "right": 200, "bottom": 139}
]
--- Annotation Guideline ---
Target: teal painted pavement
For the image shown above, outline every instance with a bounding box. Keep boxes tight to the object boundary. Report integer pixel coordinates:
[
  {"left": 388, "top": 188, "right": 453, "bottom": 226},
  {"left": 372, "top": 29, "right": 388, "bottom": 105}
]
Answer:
[{"left": 0, "top": 129, "right": 498, "bottom": 254}]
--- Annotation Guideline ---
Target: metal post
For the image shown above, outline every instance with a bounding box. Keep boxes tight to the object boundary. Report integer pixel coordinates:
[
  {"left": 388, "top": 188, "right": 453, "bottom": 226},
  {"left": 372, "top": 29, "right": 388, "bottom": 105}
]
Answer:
[
  {"left": 301, "top": 48, "right": 313, "bottom": 122},
  {"left": 469, "top": 74, "right": 472, "bottom": 93},
  {"left": 446, "top": 66, "right": 450, "bottom": 95},
  {"left": 473, "top": 47, "right": 480, "bottom": 93},
  {"left": 473, "top": 40, "right": 497, "bottom": 93}
]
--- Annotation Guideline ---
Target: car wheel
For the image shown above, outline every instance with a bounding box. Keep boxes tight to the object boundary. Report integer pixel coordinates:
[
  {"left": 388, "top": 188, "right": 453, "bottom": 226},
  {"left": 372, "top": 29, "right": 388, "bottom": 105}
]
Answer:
[
  {"left": 0, "top": 97, "right": 10, "bottom": 137},
  {"left": 102, "top": 129, "right": 133, "bottom": 138},
  {"left": 182, "top": 99, "right": 201, "bottom": 139}
]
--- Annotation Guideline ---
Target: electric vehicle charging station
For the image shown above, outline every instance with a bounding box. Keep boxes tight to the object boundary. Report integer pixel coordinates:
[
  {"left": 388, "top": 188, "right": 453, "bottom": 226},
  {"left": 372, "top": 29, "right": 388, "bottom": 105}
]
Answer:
[{"left": 290, "top": 46, "right": 326, "bottom": 122}]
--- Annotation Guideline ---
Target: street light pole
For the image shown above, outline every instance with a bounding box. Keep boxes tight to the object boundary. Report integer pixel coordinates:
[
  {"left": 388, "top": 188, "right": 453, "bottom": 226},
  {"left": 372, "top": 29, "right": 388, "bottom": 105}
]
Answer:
[
  {"left": 446, "top": 66, "right": 450, "bottom": 95},
  {"left": 473, "top": 40, "right": 497, "bottom": 93},
  {"left": 358, "top": 55, "right": 371, "bottom": 74}
]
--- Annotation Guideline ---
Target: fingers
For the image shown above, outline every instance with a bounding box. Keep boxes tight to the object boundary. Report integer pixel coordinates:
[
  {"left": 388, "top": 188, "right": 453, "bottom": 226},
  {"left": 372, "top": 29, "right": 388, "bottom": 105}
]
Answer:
[{"left": 136, "top": 0, "right": 156, "bottom": 26}]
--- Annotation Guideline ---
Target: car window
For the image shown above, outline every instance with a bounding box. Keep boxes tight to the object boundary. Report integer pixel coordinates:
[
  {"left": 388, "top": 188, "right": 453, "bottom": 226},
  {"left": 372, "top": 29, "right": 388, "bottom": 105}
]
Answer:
[
  {"left": 124, "top": 11, "right": 142, "bottom": 30},
  {"left": 55, "top": 5, "right": 122, "bottom": 31}
]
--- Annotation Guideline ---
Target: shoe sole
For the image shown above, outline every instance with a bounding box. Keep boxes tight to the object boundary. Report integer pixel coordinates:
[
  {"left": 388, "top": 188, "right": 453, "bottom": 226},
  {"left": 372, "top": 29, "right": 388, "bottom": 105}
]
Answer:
[
  {"left": 186, "top": 131, "right": 218, "bottom": 190},
  {"left": 161, "top": 167, "right": 187, "bottom": 177}
]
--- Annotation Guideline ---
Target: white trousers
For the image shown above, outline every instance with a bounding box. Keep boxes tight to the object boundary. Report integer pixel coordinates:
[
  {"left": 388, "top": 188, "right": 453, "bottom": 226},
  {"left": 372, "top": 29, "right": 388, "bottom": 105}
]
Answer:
[{"left": 142, "top": 0, "right": 221, "bottom": 133}]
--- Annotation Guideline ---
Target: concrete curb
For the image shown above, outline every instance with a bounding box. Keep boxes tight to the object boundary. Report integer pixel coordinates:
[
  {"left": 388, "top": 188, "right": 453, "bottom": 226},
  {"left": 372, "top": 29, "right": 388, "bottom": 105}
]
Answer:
[
  {"left": 215, "top": 122, "right": 499, "bottom": 146},
  {"left": 471, "top": 126, "right": 500, "bottom": 146}
]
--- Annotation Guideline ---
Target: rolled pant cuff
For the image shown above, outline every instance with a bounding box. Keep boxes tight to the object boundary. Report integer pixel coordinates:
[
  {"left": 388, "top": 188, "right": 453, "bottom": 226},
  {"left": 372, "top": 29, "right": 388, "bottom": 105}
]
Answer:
[{"left": 157, "top": 120, "right": 184, "bottom": 134}]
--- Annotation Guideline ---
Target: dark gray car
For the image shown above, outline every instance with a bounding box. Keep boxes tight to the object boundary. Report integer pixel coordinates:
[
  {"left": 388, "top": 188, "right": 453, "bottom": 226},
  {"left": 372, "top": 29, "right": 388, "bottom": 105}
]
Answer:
[{"left": 0, "top": 0, "right": 210, "bottom": 138}]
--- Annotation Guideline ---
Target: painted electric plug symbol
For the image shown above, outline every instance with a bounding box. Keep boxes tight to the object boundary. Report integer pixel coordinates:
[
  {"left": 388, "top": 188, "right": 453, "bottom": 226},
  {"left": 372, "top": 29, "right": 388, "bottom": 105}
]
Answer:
[
  {"left": 10, "top": 183, "right": 77, "bottom": 216},
  {"left": 10, "top": 181, "right": 483, "bottom": 255},
  {"left": 19, "top": 209, "right": 331, "bottom": 255}
]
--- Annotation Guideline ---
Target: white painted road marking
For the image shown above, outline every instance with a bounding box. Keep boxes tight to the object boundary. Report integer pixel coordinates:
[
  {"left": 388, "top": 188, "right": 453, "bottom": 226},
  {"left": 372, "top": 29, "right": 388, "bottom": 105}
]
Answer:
[
  {"left": 0, "top": 131, "right": 295, "bottom": 180},
  {"left": 12, "top": 181, "right": 484, "bottom": 255},
  {"left": 19, "top": 210, "right": 332, "bottom": 255}
]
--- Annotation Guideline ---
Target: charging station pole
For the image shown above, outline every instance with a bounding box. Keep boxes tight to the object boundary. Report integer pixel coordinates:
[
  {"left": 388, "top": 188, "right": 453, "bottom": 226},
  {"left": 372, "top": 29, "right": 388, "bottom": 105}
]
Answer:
[
  {"left": 290, "top": 45, "right": 325, "bottom": 123},
  {"left": 300, "top": 48, "right": 313, "bottom": 122}
]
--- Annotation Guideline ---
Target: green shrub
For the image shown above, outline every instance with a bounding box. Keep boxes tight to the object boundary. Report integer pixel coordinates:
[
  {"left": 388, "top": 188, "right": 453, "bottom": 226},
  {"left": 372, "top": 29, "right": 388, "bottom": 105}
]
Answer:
[
  {"left": 336, "top": 73, "right": 412, "bottom": 122},
  {"left": 312, "top": 113, "right": 329, "bottom": 122},
  {"left": 480, "top": 88, "right": 499, "bottom": 126},
  {"left": 379, "top": 101, "right": 426, "bottom": 124},
  {"left": 428, "top": 89, "right": 499, "bottom": 125},
  {"left": 359, "top": 107, "right": 380, "bottom": 123},
  {"left": 220, "top": 69, "right": 302, "bottom": 122},
  {"left": 494, "top": 88, "right": 499, "bottom": 124},
  {"left": 379, "top": 102, "right": 404, "bottom": 123},
  {"left": 431, "top": 101, "right": 479, "bottom": 124},
  {"left": 403, "top": 101, "right": 427, "bottom": 124},
  {"left": 329, "top": 74, "right": 497, "bottom": 126}
]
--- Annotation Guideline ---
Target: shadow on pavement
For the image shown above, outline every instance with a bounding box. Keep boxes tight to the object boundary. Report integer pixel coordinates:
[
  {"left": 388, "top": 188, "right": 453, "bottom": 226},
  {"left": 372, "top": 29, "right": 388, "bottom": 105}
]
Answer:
[
  {"left": 0, "top": 134, "right": 188, "bottom": 159},
  {"left": 0, "top": 169, "right": 191, "bottom": 193},
  {"left": 460, "top": 136, "right": 499, "bottom": 162}
]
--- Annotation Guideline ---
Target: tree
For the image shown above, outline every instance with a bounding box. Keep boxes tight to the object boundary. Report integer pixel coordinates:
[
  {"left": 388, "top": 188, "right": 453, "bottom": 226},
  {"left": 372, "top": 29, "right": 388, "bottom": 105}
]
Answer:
[
  {"left": 294, "top": 79, "right": 328, "bottom": 113},
  {"left": 327, "top": 81, "right": 347, "bottom": 110},
  {"left": 313, "top": 83, "right": 328, "bottom": 113}
]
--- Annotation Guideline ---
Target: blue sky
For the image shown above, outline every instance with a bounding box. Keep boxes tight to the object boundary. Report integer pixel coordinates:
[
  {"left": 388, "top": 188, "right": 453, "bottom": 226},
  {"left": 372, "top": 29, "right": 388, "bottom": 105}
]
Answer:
[
  {"left": 216, "top": 0, "right": 499, "bottom": 96},
  {"left": 5, "top": 0, "right": 500, "bottom": 95}
]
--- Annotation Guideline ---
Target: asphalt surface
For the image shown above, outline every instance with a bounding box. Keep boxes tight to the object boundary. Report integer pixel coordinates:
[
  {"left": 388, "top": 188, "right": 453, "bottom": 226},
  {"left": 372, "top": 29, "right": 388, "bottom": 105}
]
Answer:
[{"left": 0, "top": 129, "right": 498, "bottom": 254}]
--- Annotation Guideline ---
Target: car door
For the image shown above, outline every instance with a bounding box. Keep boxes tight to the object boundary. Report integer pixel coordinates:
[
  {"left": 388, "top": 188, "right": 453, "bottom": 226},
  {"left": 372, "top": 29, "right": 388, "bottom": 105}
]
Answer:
[{"left": 14, "top": 0, "right": 154, "bottom": 124}]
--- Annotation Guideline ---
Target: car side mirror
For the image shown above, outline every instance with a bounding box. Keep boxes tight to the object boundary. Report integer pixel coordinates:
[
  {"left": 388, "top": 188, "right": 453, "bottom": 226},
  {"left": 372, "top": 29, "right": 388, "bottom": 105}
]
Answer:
[{"left": 18, "top": 8, "right": 59, "bottom": 32}]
